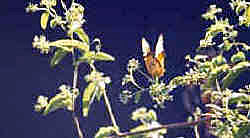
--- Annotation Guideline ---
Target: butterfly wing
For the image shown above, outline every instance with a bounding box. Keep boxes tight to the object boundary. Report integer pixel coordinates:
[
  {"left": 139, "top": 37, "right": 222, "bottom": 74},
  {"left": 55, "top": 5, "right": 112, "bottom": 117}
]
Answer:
[
  {"left": 155, "top": 34, "right": 165, "bottom": 70},
  {"left": 142, "top": 37, "right": 151, "bottom": 57}
]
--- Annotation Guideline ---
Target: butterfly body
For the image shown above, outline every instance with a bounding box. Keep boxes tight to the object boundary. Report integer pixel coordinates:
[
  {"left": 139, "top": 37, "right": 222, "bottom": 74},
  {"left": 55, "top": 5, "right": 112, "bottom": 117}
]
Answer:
[{"left": 142, "top": 34, "right": 165, "bottom": 78}]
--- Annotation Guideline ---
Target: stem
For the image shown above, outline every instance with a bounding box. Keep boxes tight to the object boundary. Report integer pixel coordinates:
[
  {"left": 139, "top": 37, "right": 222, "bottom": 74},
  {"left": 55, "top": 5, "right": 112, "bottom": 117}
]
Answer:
[
  {"left": 73, "top": 113, "right": 84, "bottom": 138},
  {"left": 103, "top": 90, "right": 119, "bottom": 130},
  {"left": 108, "top": 118, "right": 210, "bottom": 138},
  {"left": 194, "top": 125, "right": 200, "bottom": 138},
  {"left": 247, "top": 109, "right": 250, "bottom": 118},
  {"left": 137, "top": 69, "right": 153, "bottom": 82},
  {"left": 71, "top": 49, "right": 84, "bottom": 138}
]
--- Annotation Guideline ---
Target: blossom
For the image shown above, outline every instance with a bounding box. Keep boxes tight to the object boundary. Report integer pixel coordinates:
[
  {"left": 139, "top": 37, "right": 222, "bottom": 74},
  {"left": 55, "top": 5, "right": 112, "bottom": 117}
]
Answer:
[{"left": 32, "top": 35, "right": 50, "bottom": 54}]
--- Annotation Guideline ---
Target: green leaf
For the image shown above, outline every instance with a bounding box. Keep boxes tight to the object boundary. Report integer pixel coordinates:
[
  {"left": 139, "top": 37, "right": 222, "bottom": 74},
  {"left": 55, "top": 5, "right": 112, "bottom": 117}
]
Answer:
[
  {"left": 95, "top": 52, "right": 115, "bottom": 61},
  {"left": 41, "top": 12, "right": 49, "bottom": 30},
  {"left": 95, "top": 88, "right": 104, "bottom": 101},
  {"left": 229, "top": 93, "right": 250, "bottom": 104},
  {"left": 234, "top": 123, "right": 250, "bottom": 138},
  {"left": 43, "top": 94, "right": 69, "bottom": 115},
  {"left": 134, "top": 91, "right": 141, "bottom": 104},
  {"left": 235, "top": 5, "right": 246, "bottom": 15},
  {"left": 51, "top": 0, "right": 57, "bottom": 6},
  {"left": 212, "top": 55, "right": 227, "bottom": 66},
  {"left": 77, "top": 51, "right": 96, "bottom": 63},
  {"left": 222, "top": 62, "right": 250, "bottom": 89},
  {"left": 77, "top": 51, "right": 115, "bottom": 63},
  {"left": 75, "top": 28, "right": 89, "bottom": 44},
  {"left": 230, "top": 51, "right": 246, "bottom": 64},
  {"left": 206, "top": 64, "right": 230, "bottom": 88},
  {"left": 50, "top": 48, "right": 68, "bottom": 68},
  {"left": 82, "top": 82, "right": 97, "bottom": 117},
  {"left": 49, "top": 39, "right": 89, "bottom": 52},
  {"left": 50, "top": 18, "right": 57, "bottom": 28},
  {"left": 95, "top": 126, "right": 117, "bottom": 138}
]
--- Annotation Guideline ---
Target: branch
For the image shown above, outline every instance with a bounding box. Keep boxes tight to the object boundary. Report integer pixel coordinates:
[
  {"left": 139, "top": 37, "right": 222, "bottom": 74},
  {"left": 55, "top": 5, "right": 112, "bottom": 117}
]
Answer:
[
  {"left": 71, "top": 51, "right": 84, "bottom": 138},
  {"left": 72, "top": 112, "right": 84, "bottom": 138},
  {"left": 108, "top": 117, "right": 210, "bottom": 138}
]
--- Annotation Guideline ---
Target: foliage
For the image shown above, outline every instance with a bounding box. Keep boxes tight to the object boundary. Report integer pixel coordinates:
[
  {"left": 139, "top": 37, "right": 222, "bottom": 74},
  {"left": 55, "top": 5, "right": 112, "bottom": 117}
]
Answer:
[{"left": 27, "top": 0, "right": 250, "bottom": 138}]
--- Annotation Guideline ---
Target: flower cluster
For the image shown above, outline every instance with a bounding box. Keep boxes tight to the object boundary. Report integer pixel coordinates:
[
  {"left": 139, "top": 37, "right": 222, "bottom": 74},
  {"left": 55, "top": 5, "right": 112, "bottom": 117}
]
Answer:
[
  {"left": 26, "top": 3, "right": 39, "bottom": 13},
  {"left": 131, "top": 107, "right": 157, "bottom": 122},
  {"left": 34, "top": 95, "right": 48, "bottom": 112},
  {"left": 202, "top": 5, "right": 222, "bottom": 20},
  {"left": 200, "top": 18, "right": 237, "bottom": 49},
  {"left": 230, "top": 0, "right": 248, "bottom": 11},
  {"left": 66, "top": 3, "right": 86, "bottom": 32},
  {"left": 32, "top": 35, "right": 50, "bottom": 54},
  {"left": 34, "top": 84, "right": 79, "bottom": 114},
  {"left": 40, "top": 0, "right": 57, "bottom": 7},
  {"left": 119, "top": 90, "right": 133, "bottom": 104},
  {"left": 127, "top": 58, "right": 140, "bottom": 72},
  {"left": 85, "top": 71, "right": 111, "bottom": 91},
  {"left": 149, "top": 82, "right": 173, "bottom": 107},
  {"left": 121, "top": 74, "right": 134, "bottom": 86},
  {"left": 130, "top": 107, "right": 167, "bottom": 138}
]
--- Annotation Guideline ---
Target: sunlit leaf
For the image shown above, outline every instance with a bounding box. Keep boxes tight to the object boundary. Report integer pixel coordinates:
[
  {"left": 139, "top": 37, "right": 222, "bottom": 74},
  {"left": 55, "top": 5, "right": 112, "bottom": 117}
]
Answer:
[
  {"left": 82, "top": 82, "right": 97, "bottom": 117},
  {"left": 75, "top": 28, "right": 89, "bottom": 44},
  {"left": 230, "top": 51, "right": 246, "bottom": 64},
  {"left": 234, "top": 123, "right": 250, "bottom": 138},
  {"left": 245, "top": 6, "right": 250, "bottom": 25},
  {"left": 49, "top": 39, "right": 89, "bottom": 52},
  {"left": 95, "top": 52, "right": 115, "bottom": 61},
  {"left": 222, "top": 62, "right": 250, "bottom": 89},
  {"left": 77, "top": 51, "right": 96, "bottom": 63},
  {"left": 77, "top": 51, "right": 115, "bottom": 63},
  {"left": 51, "top": 0, "right": 57, "bottom": 6},
  {"left": 134, "top": 91, "right": 141, "bottom": 104},
  {"left": 229, "top": 93, "right": 250, "bottom": 104},
  {"left": 95, "top": 126, "right": 117, "bottom": 138},
  {"left": 43, "top": 93, "right": 70, "bottom": 115},
  {"left": 206, "top": 64, "right": 230, "bottom": 87},
  {"left": 50, "top": 18, "right": 57, "bottom": 28},
  {"left": 50, "top": 48, "right": 68, "bottom": 67},
  {"left": 95, "top": 88, "right": 104, "bottom": 101},
  {"left": 235, "top": 5, "right": 245, "bottom": 15},
  {"left": 206, "top": 104, "right": 223, "bottom": 112},
  {"left": 41, "top": 12, "right": 49, "bottom": 30},
  {"left": 212, "top": 55, "right": 227, "bottom": 66}
]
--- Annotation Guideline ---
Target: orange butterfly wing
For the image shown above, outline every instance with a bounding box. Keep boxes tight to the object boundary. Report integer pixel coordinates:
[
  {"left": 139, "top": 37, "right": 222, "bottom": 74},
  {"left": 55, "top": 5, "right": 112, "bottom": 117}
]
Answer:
[
  {"left": 155, "top": 34, "right": 165, "bottom": 77},
  {"left": 142, "top": 34, "right": 166, "bottom": 78}
]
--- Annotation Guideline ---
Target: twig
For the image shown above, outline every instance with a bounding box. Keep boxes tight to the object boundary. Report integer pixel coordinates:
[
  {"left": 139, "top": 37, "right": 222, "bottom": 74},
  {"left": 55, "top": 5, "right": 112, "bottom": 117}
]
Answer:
[
  {"left": 137, "top": 69, "right": 153, "bottom": 82},
  {"left": 71, "top": 49, "right": 84, "bottom": 138},
  {"left": 108, "top": 117, "right": 210, "bottom": 138},
  {"left": 194, "top": 125, "right": 200, "bottom": 138},
  {"left": 103, "top": 90, "right": 119, "bottom": 130},
  {"left": 72, "top": 112, "right": 84, "bottom": 138}
]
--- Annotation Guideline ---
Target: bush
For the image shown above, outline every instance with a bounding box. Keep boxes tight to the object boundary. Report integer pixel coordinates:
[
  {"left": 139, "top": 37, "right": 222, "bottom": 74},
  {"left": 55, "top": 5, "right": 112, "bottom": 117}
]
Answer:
[{"left": 27, "top": 0, "right": 250, "bottom": 138}]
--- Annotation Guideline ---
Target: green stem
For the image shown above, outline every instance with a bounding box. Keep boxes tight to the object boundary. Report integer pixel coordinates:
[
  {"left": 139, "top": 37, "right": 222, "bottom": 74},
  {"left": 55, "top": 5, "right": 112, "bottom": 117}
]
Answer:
[
  {"left": 103, "top": 90, "right": 119, "bottom": 131},
  {"left": 194, "top": 125, "right": 200, "bottom": 138},
  {"left": 137, "top": 69, "right": 153, "bottom": 82},
  {"left": 108, "top": 117, "right": 209, "bottom": 138},
  {"left": 71, "top": 45, "right": 84, "bottom": 138},
  {"left": 247, "top": 108, "right": 250, "bottom": 119}
]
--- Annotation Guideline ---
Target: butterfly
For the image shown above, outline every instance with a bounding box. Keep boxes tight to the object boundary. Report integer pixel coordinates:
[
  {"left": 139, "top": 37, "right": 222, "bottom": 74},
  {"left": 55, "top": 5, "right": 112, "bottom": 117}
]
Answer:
[{"left": 142, "top": 34, "right": 165, "bottom": 79}]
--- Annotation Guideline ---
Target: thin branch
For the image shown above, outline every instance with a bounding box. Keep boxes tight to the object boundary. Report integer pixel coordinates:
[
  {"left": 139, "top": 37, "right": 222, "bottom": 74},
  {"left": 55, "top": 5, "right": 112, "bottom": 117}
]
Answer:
[
  {"left": 137, "top": 69, "right": 153, "bottom": 82},
  {"left": 72, "top": 112, "right": 84, "bottom": 138},
  {"left": 108, "top": 118, "right": 210, "bottom": 138},
  {"left": 71, "top": 46, "right": 84, "bottom": 138},
  {"left": 103, "top": 90, "right": 119, "bottom": 130},
  {"left": 194, "top": 125, "right": 200, "bottom": 138}
]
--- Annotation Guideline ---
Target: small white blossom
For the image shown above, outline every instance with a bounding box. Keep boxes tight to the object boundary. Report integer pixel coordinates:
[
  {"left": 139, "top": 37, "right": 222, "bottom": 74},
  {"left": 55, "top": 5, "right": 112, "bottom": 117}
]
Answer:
[{"left": 32, "top": 35, "right": 50, "bottom": 54}]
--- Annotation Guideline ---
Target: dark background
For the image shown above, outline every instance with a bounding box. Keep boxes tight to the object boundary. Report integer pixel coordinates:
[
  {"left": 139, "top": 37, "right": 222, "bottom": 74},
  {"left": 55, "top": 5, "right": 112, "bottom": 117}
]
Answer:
[{"left": 0, "top": 0, "right": 237, "bottom": 138}]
